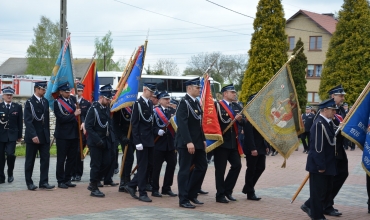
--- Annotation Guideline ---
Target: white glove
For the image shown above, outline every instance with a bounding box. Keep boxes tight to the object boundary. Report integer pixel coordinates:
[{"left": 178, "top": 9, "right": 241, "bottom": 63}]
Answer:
[
  {"left": 158, "top": 129, "right": 165, "bottom": 136},
  {"left": 136, "top": 144, "right": 143, "bottom": 151}
]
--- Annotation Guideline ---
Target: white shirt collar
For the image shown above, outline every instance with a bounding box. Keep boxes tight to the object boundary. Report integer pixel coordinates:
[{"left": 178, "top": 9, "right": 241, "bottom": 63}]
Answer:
[
  {"left": 223, "top": 99, "right": 230, "bottom": 106},
  {"left": 33, "top": 94, "right": 41, "bottom": 101},
  {"left": 320, "top": 114, "right": 332, "bottom": 123},
  {"left": 186, "top": 93, "right": 196, "bottom": 102},
  {"left": 141, "top": 96, "right": 149, "bottom": 104},
  {"left": 4, "top": 101, "right": 11, "bottom": 107},
  {"left": 161, "top": 105, "right": 167, "bottom": 111}
]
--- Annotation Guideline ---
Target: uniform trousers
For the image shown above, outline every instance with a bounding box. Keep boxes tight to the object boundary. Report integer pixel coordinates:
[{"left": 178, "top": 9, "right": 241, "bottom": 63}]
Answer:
[
  {"left": 120, "top": 143, "right": 135, "bottom": 182},
  {"left": 177, "top": 148, "right": 207, "bottom": 204},
  {"left": 103, "top": 140, "right": 117, "bottom": 183},
  {"left": 89, "top": 140, "right": 111, "bottom": 183},
  {"left": 367, "top": 174, "right": 370, "bottom": 206},
  {"left": 72, "top": 134, "right": 86, "bottom": 177},
  {"left": 324, "top": 157, "right": 348, "bottom": 211},
  {"left": 300, "top": 132, "right": 310, "bottom": 151},
  {"left": 243, "top": 154, "right": 266, "bottom": 195},
  {"left": 24, "top": 142, "right": 50, "bottom": 186},
  {"left": 213, "top": 147, "right": 241, "bottom": 199},
  {"left": 0, "top": 141, "right": 16, "bottom": 181},
  {"left": 127, "top": 146, "right": 153, "bottom": 196},
  {"left": 56, "top": 138, "right": 78, "bottom": 184},
  {"left": 152, "top": 149, "right": 177, "bottom": 193},
  {"left": 307, "top": 172, "right": 333, "bottom": 219}
]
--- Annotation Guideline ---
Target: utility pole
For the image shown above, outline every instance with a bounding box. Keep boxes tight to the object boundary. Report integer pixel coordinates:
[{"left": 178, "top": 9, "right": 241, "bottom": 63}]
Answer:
[
  {"left": 103, "top": 52, "right": 106, "bottom": 71},
  {"left": 60, "top": 0, "right": 67, "bottom": 48}
]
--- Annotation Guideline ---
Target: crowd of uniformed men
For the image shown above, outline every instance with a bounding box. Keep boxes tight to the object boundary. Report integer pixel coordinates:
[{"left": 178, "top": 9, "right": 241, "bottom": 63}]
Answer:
[{"left": 0, "top": 79, "right": 369, "bottom": 217}]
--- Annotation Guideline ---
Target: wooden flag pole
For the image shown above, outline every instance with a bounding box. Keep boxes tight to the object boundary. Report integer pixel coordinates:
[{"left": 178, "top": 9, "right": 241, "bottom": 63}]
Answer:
[{"left": 290, "top": 173, "right": 309, "bottom": 203}]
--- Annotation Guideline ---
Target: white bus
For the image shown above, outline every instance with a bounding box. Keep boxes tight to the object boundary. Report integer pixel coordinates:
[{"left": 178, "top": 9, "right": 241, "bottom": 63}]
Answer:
[{"left": 97, "top": 71, "right": 221, "bottom": 100}]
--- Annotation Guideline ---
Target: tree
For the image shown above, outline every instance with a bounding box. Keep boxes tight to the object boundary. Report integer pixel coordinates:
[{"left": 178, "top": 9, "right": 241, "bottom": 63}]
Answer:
[
  {"left": 219, "top": 54, "right": 248, "bottom": 89},
  {"left": 26, "top": 16, "right": 60, "bottom": 76},
  {"left": 95, "top": 31, "right": 115, "bottom": 71},
  {"left": 319, "top": 0, "right": 370, "bottom": 104},
  {"left": 154, "top": 59, "right": 179, "bottom": 76},
  {"left": 289, "top": 38, "right": 308, "bottom": 110},
  {"left": 239, "top": 0, "right": 288, "bottom": 103}
]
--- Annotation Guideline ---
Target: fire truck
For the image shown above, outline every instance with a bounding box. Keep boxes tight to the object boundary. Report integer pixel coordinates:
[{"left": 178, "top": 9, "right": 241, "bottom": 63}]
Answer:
[{"left": 0, "top": 75, "right": 50, "bottom": 96}]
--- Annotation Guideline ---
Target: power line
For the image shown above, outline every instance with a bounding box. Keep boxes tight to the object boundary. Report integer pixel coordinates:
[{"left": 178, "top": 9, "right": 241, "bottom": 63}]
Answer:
[{"left": 112, "top": 0, "right": 248, "bottom": 36}]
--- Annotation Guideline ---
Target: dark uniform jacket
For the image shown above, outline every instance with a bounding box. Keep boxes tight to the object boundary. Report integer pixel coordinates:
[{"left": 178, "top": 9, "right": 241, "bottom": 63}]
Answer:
[
  {"left": 53, "top": 96, "right": 79, "bottom": 139},
  {"left": 78, "top": 97, "right": 91, "bottom": 123},
  {"left": 0, "top": 102, "right": 23, "bottom": 142},
  {"left": 113, "top": 108, "right": 132, "bottom": 141},
  {"left": 333, "top": 105, "right": 347, "bottom": 160},
  {"left": 243, "top": 121, "right": 268, "bottom": 155},
  {"left": 24, "top": 95, "right": 50, "bottom": 144},
  {"left": 84, "top": 101, "right": 114, "bottom": 148},
  {"left": 175, "top": 94, "right": 206, "bottom": 149},
  {"left": 153, "top": 106, "right": 176, "bottom": 151},
  {"left": 131, "top": 96, "right": 154, "bottom": 147},
  {"left": 302, "top": 113, "right": 315, "bottom": 132},
  {"left": 306, "top": 115, "right": 337, "bottom": 176},
  {"left": 215, "top": 101, "right": 246, "bottom": 150}
]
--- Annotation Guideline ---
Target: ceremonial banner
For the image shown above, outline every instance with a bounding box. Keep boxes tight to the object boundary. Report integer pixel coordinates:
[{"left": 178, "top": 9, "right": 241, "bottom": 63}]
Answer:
[
  {"left": 243, "top": 64, "right": 304, "bottom": 167},
  {"left": 111, "top": 45, "right": 145, "bottom": 112},
  {"left": 45, "top": 35, "right": 75, "bottom": 110},
  {"left": 93, "top": 71, "right": 100, "bottom": 101},
  {"left": 80, "top": 61, "right": 96, "bottom": 102},
  {"left": 341, "top": 81, "right": 370, "bottom": 176},
  {"left": 200, "top": 73, "right": 223, "bottom": 153}
]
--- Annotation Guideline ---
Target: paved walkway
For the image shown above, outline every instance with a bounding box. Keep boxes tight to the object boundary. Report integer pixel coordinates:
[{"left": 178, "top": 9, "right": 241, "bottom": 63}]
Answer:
[{"left": 0, "top": 145, "right": 368, "bottom": 220}]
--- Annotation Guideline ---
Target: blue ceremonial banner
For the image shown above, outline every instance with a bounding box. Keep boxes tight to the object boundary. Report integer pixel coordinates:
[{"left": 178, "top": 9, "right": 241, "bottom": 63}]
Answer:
[
  {"left": 341, "top": 82, "right": 370, "bottom": 175},
  {"left": 93, "top": 71, "right": 100, "bottom": 101},
  {"left": 111, "top": 45, "right": 144, "bottom": 112},
  {"left": 45, "top": 36, "right": 75, "bottom": 110}
]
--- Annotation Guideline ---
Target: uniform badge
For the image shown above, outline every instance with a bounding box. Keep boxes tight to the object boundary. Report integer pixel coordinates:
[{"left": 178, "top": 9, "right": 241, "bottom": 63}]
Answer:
[
  {"left": 195, "top": 110, "right": 198, "bottom": 113},
  {"left": 125, "top": 115, "right": 129, "bottom": 118},
  {"left": 81, "top": 101, "right": 84, "bottom": 104},
  {"left": 226, "top": 113, "right": 228, "bottom": 116},
  {"left": 36, "top": 101, "right": 39, "bottom": 103}
]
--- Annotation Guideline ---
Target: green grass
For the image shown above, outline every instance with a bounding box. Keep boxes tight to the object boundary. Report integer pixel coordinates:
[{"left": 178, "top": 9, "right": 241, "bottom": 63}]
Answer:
[{"left": 15, "top": 145, "right": 57, "bottom": 157}]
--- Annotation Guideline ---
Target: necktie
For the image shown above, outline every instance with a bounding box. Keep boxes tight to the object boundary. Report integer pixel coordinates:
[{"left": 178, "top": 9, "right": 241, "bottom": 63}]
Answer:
[
  {"left": 164, "top": 108, "right": 168, "bottom": 115},
  {"left": 6, "top": 104, "right": 10, "bottom": 109}
]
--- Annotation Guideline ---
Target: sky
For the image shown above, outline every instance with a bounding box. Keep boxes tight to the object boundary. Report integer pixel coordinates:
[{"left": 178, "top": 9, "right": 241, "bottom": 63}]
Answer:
[{"left": 0, "top": 0, "right": 343, "bottom": 74}]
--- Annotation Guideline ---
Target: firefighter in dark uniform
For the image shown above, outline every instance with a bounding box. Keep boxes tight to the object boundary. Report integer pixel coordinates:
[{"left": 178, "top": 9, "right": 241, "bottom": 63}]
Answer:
[
  {"left": 114, "top": 105, "right": 135, "bottom": 192},
  {"left": 242, "top": 93, "right": 269, "bottom": 201},
  {"left": 24, "top": 81, "right": 55, "bottom": 190},
  {"left": 213, "top": 84, "right": 243, "bottom": 203},
  {"left": 324, "top": 85, "right": 348, "bottom": 216},
  {"left": 71, "top": 83, "right": 91, "bottom": 181},
  {"left": 301, "top": 106, "right": 315, "bottom": 153},
  {"left": 301, "top": 98, "right": 338, "bottom": 220},
  {"left": 84, "top": 84, "right": 115, "bottom": 197},
  {"left": 123, "top": 83, "right": 157, "bottom": 202},
  {"left": 176, "top": 77, "right": 207, "bottom": 209},
  {"left": 54, "top": 82, "right": 81, "bottom": 189},
  {"left": 151, "top": 91, "right": 178, "bottom": 198},
  {"left": 0, "top": 86, "right": 22, "bottom": 184}
]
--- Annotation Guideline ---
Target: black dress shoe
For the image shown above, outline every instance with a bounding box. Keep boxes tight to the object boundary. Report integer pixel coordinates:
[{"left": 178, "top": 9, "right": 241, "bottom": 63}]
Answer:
[
  {"left": 39, "top": 183, "right": 55, "bottom": 189},
  {"left": 65, "top": 181, "right": 76, "bottom": 187},
  {"left": 71, "top": 176, "right": 76, "bottom": 181},
  {"left": 58, "top": 183, "right": 68, "bottom": 189},
  {"left": 139, "top": 195, "right": 152, "bottom": 202},
  {"left": 225, "top": 194, "right": 236, "bottom": 201},
  {"left": 190, "top": 198, "right": 204, "bottom": 205},
  {"left": 114, "top": 168, "right": 119, "bottom": 174},
  {"left": 198, "top": 189, "right": 208, "bottom": 194},
  {"left": 0, "top": 179, "right": 5, "bottom": 184},
  {"left": 91, "top": 189, "right": 105, "bottom": 197},
  {"left": 162, "top": 190, "right": 177, "bottom": 197},
  {"left": 123, "top": 185, "right": 139, "bottom": 199},
  {"left": 97, "top": 182, "right": 104, "bottom": 187},
  {"left": 75, "top": 176, "right": 81, "bottom": 181},
  {"left": 27, "top": 184, "right": 38, "bottom": 190},
  {"left": 8, "top": 176, "right": 14, "bottom": 183},
  {"left": 216, "top": 197, "right": 229, "bottom": 203},
  {"left": 104, "top": 181, "right": 118, "bottom": 186},
  {"left": 323, "top": 209, "right": 342, "bottom": 216},
  {"left": 152, "top": 191, "right": 162, "bottom": 197},
  {"left": 301, "top": 204, "right": 311, "bottom": 218},
  {"left": 118, "top": 182, "right": 127, "bottom": 192},
  {"left": 247, "top": 194, "right": 261, "bottom": 201},
  {"left": 179, "top": 202, "right": 195, "bottom": 209}
]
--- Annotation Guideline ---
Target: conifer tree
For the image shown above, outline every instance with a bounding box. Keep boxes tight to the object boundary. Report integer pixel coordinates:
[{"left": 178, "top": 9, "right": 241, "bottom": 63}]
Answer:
[
  {"left": 319, "top": 0, "right": 370, "bottom": 104},
  {"left": 239, "top": 0, "right": 287, "bottom": 103},
  {"left": 289, "top": 38, "right": 307, "bottom": 110}
]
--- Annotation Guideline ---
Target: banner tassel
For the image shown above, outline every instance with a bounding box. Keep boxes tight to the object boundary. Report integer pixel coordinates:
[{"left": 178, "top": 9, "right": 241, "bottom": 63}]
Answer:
[{"left": 281, "top": 159, "right": 287, "bottom": 168}]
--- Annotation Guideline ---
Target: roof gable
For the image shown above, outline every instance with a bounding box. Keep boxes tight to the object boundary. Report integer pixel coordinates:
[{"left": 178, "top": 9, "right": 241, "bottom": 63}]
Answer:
[{"left": 287, "top": 10, "right": 338, "bottom": 35}]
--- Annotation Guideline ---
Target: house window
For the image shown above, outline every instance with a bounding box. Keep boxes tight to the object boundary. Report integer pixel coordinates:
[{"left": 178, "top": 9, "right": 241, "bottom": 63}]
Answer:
[
  {"left": 307, "top": 64, "right": 322, "bottom": 77},
  {"left": 309, "top": 36, "right": 322, "bottom": 50},
  {"left": 307, "top": 92, "right": 321, "bottom": 103},
  {"left": 288, "top": 36, "right": 295, "bottom": 51}
]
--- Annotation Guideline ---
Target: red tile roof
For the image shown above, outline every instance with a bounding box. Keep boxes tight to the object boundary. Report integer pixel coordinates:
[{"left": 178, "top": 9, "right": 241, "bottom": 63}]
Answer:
[{"left": 287, "top": 10, "right": 338, "bottom": 35}]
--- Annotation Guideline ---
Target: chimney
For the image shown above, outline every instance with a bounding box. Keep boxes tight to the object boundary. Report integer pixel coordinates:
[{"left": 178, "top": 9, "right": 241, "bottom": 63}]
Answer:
[{"left": 322, "top": 13, "right": 334, "bottom": 17}]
